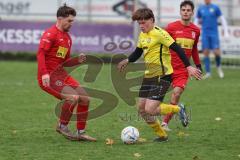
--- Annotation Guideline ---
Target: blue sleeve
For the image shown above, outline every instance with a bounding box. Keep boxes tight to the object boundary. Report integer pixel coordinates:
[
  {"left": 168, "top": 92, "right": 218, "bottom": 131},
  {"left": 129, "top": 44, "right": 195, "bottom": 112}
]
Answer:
[
  {"left": 215, "top": 5, "right": 222, "bottom": 17},
  {"left": 197, "top": 7, "right": 201, "bottom": 18}
]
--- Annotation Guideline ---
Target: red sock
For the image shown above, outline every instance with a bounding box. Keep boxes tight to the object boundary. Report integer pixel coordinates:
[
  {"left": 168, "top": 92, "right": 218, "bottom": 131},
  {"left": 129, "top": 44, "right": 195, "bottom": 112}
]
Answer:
[
  {"left": 76, "top": 104, "right": 89, "bottom": 130},
  {"left": 59, "top": 101, "right": 75, "bottom": 125},
  {"left": 163, "top": 113, "right": 174, "bottom": 124},
  {"left": 163, "top": 102, "right": 176, "bottom": 124}
]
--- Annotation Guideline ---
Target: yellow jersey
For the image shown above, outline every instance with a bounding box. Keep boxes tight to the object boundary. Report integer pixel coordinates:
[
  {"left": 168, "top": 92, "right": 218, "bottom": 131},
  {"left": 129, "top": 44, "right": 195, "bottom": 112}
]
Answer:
[{"left": 137, "top": 26, "right": 175, "bottom": 78}]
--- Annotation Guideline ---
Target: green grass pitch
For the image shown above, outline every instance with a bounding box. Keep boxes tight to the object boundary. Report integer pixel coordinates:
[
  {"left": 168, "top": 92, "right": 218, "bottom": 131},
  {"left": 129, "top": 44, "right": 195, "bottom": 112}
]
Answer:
[{"left": 0, "top": 61, "right": 239, "bottom": 160}]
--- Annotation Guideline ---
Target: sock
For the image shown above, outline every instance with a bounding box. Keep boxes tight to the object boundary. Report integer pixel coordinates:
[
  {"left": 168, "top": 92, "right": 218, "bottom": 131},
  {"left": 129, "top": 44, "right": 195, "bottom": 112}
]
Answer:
[
  {"left": 59, "top": 123, "right": 67, "bottom": 129},
  {"left": 203, "top": 56, "right": 211, "bottom": 73},
  {"left": 59, "top": 100, "right": 75, "bottom": 125},
  {"left": 76, "top": 104, "right": 89, "bottom": 130},
  {"left": 215, "top": 55, "right": 221, "bottom": 67},
  {"left": 163, "top": 113, "right": 174, "bottom": 124},
  {"left": 148, "top": 119, "right": 167, "bottom": 138},
  {"left": 77, "top": 129, "right": 85, "bottom": 134},
  {"left": 160, "top": 103, "right": 180, "bottom": 115}
]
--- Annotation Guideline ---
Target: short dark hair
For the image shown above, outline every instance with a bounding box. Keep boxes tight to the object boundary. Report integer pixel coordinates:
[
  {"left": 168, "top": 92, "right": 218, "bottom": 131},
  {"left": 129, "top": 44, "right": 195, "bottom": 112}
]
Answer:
[
  {"left": 57, "top": 3, "right": 76, "bottom": 18},
  {"left": 132, "top": 8, "right": 155, "bottom": 23},
  {"left": 180, "top": 0, "right": 195, "bottom": 11}
]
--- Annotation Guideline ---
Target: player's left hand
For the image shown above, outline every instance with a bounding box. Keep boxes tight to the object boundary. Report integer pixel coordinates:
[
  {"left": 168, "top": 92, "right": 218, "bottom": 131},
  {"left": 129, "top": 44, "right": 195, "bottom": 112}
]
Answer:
[
  {"left": 78, "top": 53, "right": 86, "bottom": 63},
  {"left": 187, "top": 66, "right": 202, "bottom": 80},
  {"left": 117, "top": 59, "right": 129, "bottom": 72}
]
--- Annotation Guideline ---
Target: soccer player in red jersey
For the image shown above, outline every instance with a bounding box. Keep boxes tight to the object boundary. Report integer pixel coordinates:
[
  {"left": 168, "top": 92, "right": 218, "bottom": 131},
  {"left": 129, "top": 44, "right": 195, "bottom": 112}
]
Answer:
[
  {"left": 161, "top": 0, "right": 202, "bottom": 131},
  {"left": 37, "top": 4, "right": 96, "bottom": 141}
]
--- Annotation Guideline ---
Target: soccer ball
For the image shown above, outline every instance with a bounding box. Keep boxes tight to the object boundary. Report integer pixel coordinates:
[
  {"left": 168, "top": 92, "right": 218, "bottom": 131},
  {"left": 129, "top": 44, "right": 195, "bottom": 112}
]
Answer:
[{"left": 121, "top": 126, "right": 139, "bottom": 144}]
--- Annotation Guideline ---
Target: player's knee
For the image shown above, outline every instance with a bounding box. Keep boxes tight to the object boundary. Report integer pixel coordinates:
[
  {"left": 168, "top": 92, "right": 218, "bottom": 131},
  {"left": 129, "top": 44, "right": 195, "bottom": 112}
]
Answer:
[
  {"left": 173, "top": 90, "right": 182, "bottom": 99},
  {"left": 214, "top": 50, "right": 221, "bottom": 56},
  {"left": 145, "top": 107, "right": 155, "bottom": 115},
  {"left": 138, "top": 100, "right": 145, "bottom": 109},
  {"left": 67, "top": 96, "right": 79, "bottom": 106},
  {"left": 138, "top": 108, "right": 146, "bottom": 116},
  {"left": 203, "top": 50, "right": 210, "bottom": 56},
  {"left": 138, "top": 103, "right": 146, "bottom": 115},
  {"left": 79, "top": 96, "right": 90, "bottom": 105}
]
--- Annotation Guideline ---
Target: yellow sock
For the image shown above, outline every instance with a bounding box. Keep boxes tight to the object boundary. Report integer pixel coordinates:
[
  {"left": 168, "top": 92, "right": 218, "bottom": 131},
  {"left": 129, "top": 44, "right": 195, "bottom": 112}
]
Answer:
[
  {"left": 160, "top": 103, "right": 180, "bottom": 115},
  {"left": 148, "top": 119, "right": 167, "bottom": 137}
]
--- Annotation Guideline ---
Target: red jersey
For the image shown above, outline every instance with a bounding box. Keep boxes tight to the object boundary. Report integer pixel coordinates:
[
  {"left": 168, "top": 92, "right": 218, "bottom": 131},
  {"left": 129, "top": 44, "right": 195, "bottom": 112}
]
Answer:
[
  {"left": 166, "top": 21, "right": 201, "bottom": 72},
  {"left": 37, "top": 25, "right": 77, "bottom": 81}
]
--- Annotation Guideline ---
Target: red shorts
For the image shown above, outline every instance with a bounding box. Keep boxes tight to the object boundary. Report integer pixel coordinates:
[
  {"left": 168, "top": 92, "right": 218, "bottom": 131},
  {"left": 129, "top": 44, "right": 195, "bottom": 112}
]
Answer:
[
  {"left": 171, "top": 70, "right": 189, "bottom": 89},
  {"left": 39, "top": 75, "right": 80, "bottom": 100}
]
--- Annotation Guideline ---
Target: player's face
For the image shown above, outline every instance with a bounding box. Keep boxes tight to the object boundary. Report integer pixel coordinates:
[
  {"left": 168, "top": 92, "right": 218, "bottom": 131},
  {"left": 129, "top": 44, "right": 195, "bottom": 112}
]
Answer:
[
  {"left": 59, "top": 15, "right": 75, "bottom": 32},
  {"left": 137, "top": 18, "right": 154, "bottom": 33},
  {"left": 180, "top": 5, "right": 193, "bottom": 22},
  {"left": 204, "top": 0, "right": 211, "bottom": 4}
]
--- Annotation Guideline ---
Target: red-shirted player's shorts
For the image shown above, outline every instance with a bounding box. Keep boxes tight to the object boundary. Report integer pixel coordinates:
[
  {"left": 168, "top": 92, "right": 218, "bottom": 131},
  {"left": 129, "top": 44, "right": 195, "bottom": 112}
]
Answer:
[
  {"left": 172, "top": 70, "right": 189, "bottom": 89},
  {"left": 39, "top": 75, "right": 80, "bottom": 100}
]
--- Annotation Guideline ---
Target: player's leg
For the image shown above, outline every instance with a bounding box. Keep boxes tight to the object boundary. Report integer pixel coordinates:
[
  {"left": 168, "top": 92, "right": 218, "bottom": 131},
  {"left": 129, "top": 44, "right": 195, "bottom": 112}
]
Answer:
[
  {"left": 143, "top": 75, "right": 180, "bottom": 141},
  {"left": 141, "top": 99, "right": 168, "bottom": 142},
  {"left": 145, "top": 75, "right": 184, "bottom": 123},
  {"left": 211, "top": 35, "right": 224, "bottom": 78},
  {"left": 138, "top": 77, "right": 168, "bottom": 142},
  {"left": 171, "top": 87, "right": 184, "bottom": 105},
  {"left": 162, "top": 73, "right": 187, "bottom": 130},
  {"left": 59, "top": 86, "right": 79, "bottom": 125},
  {"left": 56, "top": 85, "right": 80, "bottom": 140},
  {"left": 154, "top": 88, "right": 189, "bottom": 127},
  {"left": 138, "top": 98, "right": 155, "bottom": 122},
  {"left": 65, "top": 77, "right": 96, "bottom": 141},
  {"left": 162, "top": 87, "right": 184, "bottom": 131},
  {"left": 39, "top": 78, "right": 79, "bottom": 140},
  {"left": 74, "top": 86, "right": 89, "bottom": 132},
  {"left": 202, "top": 34, "right": 211, "bottom": 79}
]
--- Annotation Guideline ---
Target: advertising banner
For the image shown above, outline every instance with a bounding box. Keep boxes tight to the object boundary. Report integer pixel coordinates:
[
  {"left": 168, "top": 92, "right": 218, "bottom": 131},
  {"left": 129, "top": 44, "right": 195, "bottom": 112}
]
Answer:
[
  {"left": 0, "top": 21, "right": 134, "bottom": 54},
  {"left": 0, "top": 20, "right": 240, "bottom": 56}
]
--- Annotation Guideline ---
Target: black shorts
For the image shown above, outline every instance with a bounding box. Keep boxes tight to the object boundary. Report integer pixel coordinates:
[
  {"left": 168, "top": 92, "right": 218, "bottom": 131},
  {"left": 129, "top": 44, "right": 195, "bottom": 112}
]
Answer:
[{"left": 139, "top": 75, "right": 172, "bottom": 101}]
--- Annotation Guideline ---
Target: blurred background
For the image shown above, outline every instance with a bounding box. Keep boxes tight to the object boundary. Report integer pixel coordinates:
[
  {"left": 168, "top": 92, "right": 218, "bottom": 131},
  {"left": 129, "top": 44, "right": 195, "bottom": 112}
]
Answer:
[{"left": 0, "top": 0, "right": 240, "bottom": 66}]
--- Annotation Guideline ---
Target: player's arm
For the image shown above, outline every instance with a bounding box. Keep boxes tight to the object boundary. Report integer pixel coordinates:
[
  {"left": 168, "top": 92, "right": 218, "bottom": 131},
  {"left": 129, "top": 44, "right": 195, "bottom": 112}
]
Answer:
[
  {"left": 63, "top": 54, "right": 86, "bottom": 67},
  {"left": 37, "top": 32, "right": 54, "bottom": 87},
  {"left": 169, "top": 42, "right": 190, "bottom": 67},
  {"left": 215, "top": 5, "right": 229, "bottom": 38},
  {"left": 194, "top": 8, "right": 202, "bottom": 26},
  {"left": 128, "top": 47, "right": 143, "bottom": 62},
  {"left": 37, "top": 50, "right": 48, "bottom": 75},
  {"left": 38, "top": 49, "right": 50, "bottom": 87},
  {"left": 158, "top": 29, "right": 201, "bottom": 79},
  {"left": 117, "top": 47, "right": 143, "bottom": 72},
  {"left": 169, "top": 42, "right": 201, "bottom": 80},
  {"left": 191, "top": 32, "right": 202, "bottom": 72},
  {"left": 63, "top": 37, "right": 87, "bottom": 67},
  {"left": 213, "top": 5, "right": 228, "bottom": 37},
  {"left": 118, "top": 34, "right": 143, "bottom": 72},
  {"left": 159, "top": 29, "right": 190, "bottom": 67},
  {"left": 220, "top": 15, "right": 229, "bottom": 37}
]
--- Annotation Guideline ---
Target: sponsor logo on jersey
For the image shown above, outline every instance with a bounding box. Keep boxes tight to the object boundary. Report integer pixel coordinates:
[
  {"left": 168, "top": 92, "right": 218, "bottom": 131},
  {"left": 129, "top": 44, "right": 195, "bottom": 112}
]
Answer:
[
  {"left": 209, "top": 8, "right": 215, "bottom": 13},
  {"left": 176, "top": 38, "right": 194, "bottom": 49},
  {"left": 192, "top": 31, "right": 196, "bottom": 39},
  {"left": 56, "top": 46, "right": 68, "bottom": 58},
  {"left": 55, "top": 80, "right": 63, "bottom": 86},
  {"left": 146, "top": 38, "right": 151, "bottom": 43}
]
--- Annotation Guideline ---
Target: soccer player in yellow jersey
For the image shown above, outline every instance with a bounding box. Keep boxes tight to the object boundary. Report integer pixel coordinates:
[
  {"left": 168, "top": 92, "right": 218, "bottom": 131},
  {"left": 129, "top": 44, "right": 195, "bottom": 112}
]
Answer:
[{"left": 118, "top": 8, "right": 201, "bottom": 142}]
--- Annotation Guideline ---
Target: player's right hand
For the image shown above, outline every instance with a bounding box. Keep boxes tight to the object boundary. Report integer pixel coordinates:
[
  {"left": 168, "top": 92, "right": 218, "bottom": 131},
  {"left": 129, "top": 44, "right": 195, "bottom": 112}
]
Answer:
[
  {"left": 42, "top": 74, "right": 50, "bottom": 87},
  {"left": 117, "top": 59, "right": 129, "bottom": 72},
  {"left": 187, "top": 66, "right": 202, "bottom": 80},
  {"left": 78, "top": 53, "right": 86, "bottom": 63}
]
